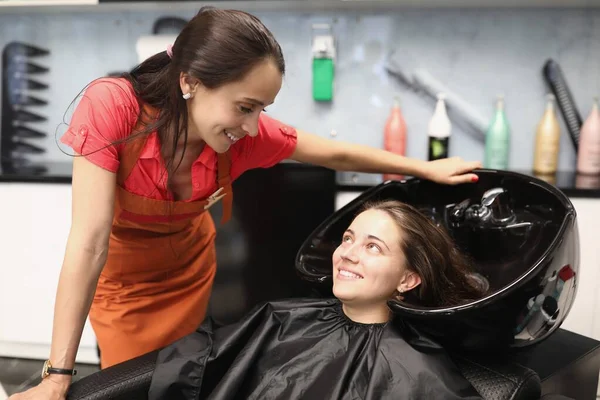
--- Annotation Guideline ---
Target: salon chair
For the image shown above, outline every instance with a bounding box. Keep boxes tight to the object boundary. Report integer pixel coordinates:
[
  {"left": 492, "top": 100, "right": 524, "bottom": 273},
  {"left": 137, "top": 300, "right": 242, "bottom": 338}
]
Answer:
[
  {"left": 65, "top": 346, "right": 544, "bottom": 400},
  {"left": 66, "top": 169, "right": 583, "bottom": 400}
]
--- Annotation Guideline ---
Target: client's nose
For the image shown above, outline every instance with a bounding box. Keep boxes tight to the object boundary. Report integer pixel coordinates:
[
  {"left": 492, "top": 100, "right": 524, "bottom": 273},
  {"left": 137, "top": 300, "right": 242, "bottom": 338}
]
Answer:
[{"left": 341, "top": 245, "right": 359, "bottom": 263}]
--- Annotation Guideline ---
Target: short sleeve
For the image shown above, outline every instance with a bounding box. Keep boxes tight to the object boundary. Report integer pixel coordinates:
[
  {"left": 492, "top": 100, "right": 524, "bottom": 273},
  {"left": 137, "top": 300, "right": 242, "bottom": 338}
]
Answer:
[
  {"left": 60, "top": 78, "right": 138, "bottom": 173},
  {"left": 232, "top": 113, "right": 298, "bottom": 176}
]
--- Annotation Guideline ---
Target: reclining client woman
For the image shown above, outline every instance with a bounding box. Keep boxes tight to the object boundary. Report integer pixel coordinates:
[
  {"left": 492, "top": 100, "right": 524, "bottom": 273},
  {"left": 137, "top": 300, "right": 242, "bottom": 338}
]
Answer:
[{"left": 148, "top": 200, "right": 489, "bottom": 400}]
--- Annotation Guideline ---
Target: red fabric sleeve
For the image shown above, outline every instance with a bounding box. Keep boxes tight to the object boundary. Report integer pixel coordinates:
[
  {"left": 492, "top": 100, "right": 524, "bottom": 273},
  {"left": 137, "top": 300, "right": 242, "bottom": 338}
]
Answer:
[
  {"left": 60, "top": 78, "right": 138, "bottom": 173},
  {"left": 232, "top": 113, "right": 298, "bottom": 178}
]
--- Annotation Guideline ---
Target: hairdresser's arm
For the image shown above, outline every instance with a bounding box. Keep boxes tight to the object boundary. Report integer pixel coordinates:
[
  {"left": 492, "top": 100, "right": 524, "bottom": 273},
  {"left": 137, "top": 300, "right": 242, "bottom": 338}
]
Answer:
[
  {"left": 290, "top": 130, "right": 481, "bottom": 185},
  {"left": 10, "top": 156, "right": 116, "bottom": 400}
]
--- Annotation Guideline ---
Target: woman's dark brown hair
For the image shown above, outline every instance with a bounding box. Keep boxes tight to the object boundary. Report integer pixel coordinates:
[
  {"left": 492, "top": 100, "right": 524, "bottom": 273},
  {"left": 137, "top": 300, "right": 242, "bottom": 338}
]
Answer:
[{"left": 360, "top": 200, "right": 488, "bottom": 308}]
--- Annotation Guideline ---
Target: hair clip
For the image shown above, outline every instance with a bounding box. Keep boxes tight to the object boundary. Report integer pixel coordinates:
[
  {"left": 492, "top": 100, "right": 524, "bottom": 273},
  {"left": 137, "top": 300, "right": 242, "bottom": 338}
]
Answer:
[{"left": 166, "top": 44, "right": 174, "bottom": 59}]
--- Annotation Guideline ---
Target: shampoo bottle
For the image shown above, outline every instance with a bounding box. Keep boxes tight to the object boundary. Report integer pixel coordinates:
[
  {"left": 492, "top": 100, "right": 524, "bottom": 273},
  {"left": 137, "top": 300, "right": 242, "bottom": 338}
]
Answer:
[
  {"left": 533, "top": 94, "right": 561, "bottom": 175},
  {"left": 484, "top": 95, "right": 511, "bottom": 170},
  {"left": 428, "top": 93, "right": 451, "bottom": 161},
  {"left": 383, "top": 95, "right": 407, "bottom": 181},
  {"left": 576, "top": 97, "right": 600, "bottom": 175}
]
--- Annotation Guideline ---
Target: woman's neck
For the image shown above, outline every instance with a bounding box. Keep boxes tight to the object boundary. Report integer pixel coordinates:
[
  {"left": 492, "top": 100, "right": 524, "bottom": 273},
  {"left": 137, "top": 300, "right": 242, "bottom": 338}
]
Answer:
[
  {"left": 341, "top": 302, "right": 391, "bottom": 324},
  {"left": 159, "top": 120, "right": 205, "bottom": 158},
  {"left": 184, "top": 125, "right": 204, "bottom": 146}
]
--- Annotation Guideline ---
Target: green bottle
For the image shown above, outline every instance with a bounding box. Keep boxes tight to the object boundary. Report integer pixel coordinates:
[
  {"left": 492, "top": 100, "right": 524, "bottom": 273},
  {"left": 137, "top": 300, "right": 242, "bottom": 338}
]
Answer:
[
  {"left": 484, "top": 95, "right": 511, "bottom": 170},
  {"left": 313, "top": 58, "right": 334, "bottom": 102}
]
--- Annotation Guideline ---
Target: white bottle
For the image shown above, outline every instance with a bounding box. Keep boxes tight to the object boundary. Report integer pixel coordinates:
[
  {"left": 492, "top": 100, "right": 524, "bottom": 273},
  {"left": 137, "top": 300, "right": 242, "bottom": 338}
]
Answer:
[{"left": 428, "top": 93, "right": 452, "bottom": 161}]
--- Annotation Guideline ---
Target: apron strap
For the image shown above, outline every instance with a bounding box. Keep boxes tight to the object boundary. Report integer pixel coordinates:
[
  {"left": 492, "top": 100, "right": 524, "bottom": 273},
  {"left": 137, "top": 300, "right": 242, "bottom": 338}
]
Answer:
[
  {"left": 117, "top": 105, "right": 156, "bottom": 186},
  {"left": 117, "top": 135, "right": 149, "bottom": 186},
  {"left": 216, "top": 151, "right": 233, "bottom": 224}
]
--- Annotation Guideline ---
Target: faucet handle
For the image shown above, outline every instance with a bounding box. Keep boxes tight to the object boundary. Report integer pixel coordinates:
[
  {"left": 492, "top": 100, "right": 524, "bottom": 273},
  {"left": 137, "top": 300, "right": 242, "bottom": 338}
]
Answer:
[
  {"left": 449, "top": 198, "right": 471, "bottom": 224},
  {"left": 481, "top": 187, "right": 515, "bottom": 225},
  {"left": 481, "top": 188, "right": 506, "bottom": 207}
]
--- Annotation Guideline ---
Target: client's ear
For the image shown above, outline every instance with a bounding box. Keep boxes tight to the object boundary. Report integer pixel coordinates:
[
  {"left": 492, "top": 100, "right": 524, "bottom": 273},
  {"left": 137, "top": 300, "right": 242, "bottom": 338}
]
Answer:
[{"left": 397, "top": 271, "right": 421, "bottom": 294}]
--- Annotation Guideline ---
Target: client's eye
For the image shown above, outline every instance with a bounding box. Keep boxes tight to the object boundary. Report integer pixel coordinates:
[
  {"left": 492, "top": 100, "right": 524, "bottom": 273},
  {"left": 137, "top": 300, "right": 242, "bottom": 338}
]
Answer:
[
  {"left": 342, "top": 235, "right": 352, "bottom": 243},
  {"left": 366, "top": 243, "right": 382, "bottom": 253}
]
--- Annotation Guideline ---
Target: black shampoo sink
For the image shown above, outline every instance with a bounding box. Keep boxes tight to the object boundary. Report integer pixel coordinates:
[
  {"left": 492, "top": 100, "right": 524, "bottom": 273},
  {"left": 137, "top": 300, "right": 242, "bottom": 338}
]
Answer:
[{"left": 295, "top": 169, "right": 578, "bottom": 353}]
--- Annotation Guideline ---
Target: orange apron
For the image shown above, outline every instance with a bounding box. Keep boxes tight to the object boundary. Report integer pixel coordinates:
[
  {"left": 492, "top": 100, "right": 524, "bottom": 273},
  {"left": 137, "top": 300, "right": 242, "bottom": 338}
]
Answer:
[{"left": 89, "top": 114, "right": 233, "bottom": 368}]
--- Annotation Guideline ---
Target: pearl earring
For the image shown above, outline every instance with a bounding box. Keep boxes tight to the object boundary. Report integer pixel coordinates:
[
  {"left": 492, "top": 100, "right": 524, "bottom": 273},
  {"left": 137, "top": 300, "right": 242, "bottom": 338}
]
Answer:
[{"left": 182, "top": 93, "right": 191, "bottom": 100}]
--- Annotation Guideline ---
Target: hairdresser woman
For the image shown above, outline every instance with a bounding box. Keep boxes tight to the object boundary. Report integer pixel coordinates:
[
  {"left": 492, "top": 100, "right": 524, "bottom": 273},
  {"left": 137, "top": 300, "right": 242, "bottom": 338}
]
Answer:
[{"left": 9, "top": 7, "right": 480, "bottom": 400}]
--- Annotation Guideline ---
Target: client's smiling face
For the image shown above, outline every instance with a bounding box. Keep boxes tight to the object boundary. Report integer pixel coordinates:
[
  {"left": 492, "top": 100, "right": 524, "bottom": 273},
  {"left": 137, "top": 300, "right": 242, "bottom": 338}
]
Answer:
[{"left": 332, "top": 209, "right": 415, "bottom": 307}]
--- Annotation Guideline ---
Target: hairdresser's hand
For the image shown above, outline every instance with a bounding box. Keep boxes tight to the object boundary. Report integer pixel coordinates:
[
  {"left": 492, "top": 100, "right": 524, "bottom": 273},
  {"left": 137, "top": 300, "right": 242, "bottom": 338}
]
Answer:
[
  {"left": 8, "top": 378, "right": 68, "bottom": 400},
  {"left": 421, "top": 157, "right": 482, "bottom": 185}
]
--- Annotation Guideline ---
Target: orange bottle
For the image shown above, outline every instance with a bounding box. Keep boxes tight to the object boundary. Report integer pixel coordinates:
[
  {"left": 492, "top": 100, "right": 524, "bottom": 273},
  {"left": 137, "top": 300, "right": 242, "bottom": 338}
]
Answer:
[{"left": 383, "top": 95, "right": 407, "bottom": 181}]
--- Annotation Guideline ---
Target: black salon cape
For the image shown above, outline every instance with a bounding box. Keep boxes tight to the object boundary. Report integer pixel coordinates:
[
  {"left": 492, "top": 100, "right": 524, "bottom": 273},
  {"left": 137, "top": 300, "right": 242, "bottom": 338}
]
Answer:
[{"left": 148, "top": 298, "right": 482, "bottom": 400}]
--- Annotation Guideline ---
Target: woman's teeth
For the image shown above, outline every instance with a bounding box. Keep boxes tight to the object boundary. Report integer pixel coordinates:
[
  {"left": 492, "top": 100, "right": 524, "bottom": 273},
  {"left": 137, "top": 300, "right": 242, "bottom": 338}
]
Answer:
[
  {"left": 339, "top": 269, "right": 363, "bottom": 279},
  {"left": 225, "top": 131, "right": 239, "bottom": 143}
]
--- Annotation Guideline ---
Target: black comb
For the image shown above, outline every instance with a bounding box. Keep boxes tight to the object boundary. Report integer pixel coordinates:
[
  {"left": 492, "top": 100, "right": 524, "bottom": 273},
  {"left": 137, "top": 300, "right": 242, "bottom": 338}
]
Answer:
[{"left": 542, "top": 59, "right": 582, "bottom": 152}]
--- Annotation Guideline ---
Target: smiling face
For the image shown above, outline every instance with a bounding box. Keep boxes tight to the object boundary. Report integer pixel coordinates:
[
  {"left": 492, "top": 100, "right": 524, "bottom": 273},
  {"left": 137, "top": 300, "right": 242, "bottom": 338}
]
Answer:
[
  {"left": 332, "top": 209, "right": 421, "bottom": 309},
  {"left": 179, "top": 58, "right": 283, "bottom": 153}
]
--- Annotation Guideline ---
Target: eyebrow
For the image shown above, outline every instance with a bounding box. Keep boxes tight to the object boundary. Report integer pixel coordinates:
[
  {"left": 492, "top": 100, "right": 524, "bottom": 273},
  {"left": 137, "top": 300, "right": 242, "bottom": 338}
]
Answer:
[{"left": 345, "top": 229, "right": 390, "bottom": 251}]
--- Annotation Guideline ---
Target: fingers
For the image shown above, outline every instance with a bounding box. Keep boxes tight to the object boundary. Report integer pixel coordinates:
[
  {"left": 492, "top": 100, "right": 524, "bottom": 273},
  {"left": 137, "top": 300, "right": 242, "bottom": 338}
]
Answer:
[
  {"left": 455, "top": 160, "right": 482, "bottom": 174},
  {"left": 439, "top": 157, "right": 482, "bottom": 172},
  {"left": 425, "top": 157, "right": 482, "bottom": 185},
  {"left": 450, "top": 173, "right": 479, "bottom": 185}
]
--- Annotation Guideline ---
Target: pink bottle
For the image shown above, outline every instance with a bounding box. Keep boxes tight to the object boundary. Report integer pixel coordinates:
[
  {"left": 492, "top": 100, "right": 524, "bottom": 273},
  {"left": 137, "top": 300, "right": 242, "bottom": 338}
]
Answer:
[
  {"left": 577, "top": 97, "right": 600, "bottom": 175},
  {"left": 383, "top": 96, "right": 407, "bottom": 181}
]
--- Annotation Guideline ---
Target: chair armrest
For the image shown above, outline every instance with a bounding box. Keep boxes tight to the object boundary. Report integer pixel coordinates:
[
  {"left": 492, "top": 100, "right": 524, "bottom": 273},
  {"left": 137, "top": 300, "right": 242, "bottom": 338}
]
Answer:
[
  {"left": 453, "top": 354, "right": 542, "bottom": 400},
  {"left": 66, "top": 350, "right": 158, "bottom": 400}
]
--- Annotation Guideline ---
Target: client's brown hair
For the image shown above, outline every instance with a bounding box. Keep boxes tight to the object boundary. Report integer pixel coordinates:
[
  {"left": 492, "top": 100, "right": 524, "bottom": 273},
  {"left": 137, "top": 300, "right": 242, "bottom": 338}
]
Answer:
[{"left": 361, "top": 200, "right": 488, "bottom": 307}]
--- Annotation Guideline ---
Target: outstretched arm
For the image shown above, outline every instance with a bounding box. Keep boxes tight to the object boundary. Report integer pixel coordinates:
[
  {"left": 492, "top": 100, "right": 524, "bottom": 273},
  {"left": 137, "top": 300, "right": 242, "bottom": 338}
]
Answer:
[{"left": 289, "top": 129, "right": 481, "bottom": 185}]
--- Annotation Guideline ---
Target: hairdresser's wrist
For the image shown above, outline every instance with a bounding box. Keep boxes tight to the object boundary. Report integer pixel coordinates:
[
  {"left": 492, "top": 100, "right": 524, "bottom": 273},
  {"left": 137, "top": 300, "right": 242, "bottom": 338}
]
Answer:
[{"left": 404, "top": 158, "right": 429, "bottom": 179}]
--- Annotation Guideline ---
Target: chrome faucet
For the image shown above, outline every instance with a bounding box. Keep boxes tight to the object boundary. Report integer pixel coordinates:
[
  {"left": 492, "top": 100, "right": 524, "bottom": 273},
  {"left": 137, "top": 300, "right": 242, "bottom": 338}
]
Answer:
[
  {"left": 449, "top": 188, "right": 517, "bottom": 227},
  {"left": 480, "top": 188, "right": 516, "bottom": 225}
]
